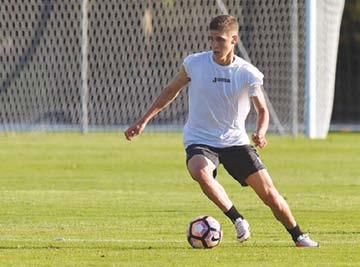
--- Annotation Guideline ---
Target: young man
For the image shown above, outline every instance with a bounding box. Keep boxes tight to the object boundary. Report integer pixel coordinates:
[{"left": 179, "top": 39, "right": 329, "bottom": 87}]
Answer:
[{"left": 124, "top": 15, "right": 318, "bottom": 247}]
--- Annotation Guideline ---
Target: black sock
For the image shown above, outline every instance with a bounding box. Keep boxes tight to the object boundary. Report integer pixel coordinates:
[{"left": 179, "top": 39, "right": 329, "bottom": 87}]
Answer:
[
  {"left": 286, "top": 225, "right": 304, "bottom": 242},
  {"left": 224, "top": 205, "right": 244, "bottom": 223}
]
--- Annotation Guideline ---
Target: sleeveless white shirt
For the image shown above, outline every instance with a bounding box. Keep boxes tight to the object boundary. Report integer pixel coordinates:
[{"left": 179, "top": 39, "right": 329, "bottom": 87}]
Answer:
[{"left": 183, "top": 51, "right": 264, "bottom": 148}]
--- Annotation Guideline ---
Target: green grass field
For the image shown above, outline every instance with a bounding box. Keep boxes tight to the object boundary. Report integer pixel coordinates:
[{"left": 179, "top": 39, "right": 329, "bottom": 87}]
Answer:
[{"left": 0, "top": 132, "right": 359, "bottom": 266}]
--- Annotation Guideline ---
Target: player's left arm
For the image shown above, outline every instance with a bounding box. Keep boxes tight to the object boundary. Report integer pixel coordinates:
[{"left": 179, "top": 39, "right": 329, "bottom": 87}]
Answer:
[{"left": 250, "top": 85, "right": 269, "bottom": 148}]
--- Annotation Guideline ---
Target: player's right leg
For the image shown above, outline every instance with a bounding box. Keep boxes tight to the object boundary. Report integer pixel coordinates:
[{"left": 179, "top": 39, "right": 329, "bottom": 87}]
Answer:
[
  {"left": 187, "top": 154, "right": 232, "bottom": 212},
  {"left": 186, "top": 154, "right": 250, "bottom": 242}
]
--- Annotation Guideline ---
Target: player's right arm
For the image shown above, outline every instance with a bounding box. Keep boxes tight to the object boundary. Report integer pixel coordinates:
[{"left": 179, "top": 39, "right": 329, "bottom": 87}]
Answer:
[{"left": 124, "top": 66, "right": 189, "bottom": 141}]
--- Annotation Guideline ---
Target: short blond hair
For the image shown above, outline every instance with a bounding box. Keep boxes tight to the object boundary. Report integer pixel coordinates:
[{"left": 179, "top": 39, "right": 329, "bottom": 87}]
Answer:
[{"left": 209, "top": 15, "right": 239, "bottom": 33}]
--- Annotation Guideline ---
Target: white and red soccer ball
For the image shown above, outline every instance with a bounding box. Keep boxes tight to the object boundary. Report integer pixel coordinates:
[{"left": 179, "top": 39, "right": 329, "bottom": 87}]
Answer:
[{"left": 187, "top": 215, "right": 222, "bottom": 249}]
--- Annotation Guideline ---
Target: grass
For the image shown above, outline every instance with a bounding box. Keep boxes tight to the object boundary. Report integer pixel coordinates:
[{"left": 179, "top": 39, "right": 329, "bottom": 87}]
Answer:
[{"left": 0, "top": 132, "right": 359, "bottom": 266}]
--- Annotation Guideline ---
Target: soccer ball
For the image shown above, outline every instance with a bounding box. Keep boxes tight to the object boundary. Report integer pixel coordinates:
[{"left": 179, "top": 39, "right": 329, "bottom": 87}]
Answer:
[{"left": 187, "top": 215, "right": 222, "bottom": 249}]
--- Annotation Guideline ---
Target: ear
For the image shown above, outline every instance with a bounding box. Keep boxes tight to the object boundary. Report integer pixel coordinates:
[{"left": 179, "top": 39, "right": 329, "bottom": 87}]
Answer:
[{"left": 231, "top": 34, "right": 239, "bottom": 45}]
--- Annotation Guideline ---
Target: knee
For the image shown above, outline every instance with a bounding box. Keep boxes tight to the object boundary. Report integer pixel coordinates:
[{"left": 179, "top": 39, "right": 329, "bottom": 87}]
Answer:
[
  {"left": 187, "top": 156, "right": 215, "bottom": 184},
  {"left": 189, "top": 167, "right": 211, "bottom": 184}
]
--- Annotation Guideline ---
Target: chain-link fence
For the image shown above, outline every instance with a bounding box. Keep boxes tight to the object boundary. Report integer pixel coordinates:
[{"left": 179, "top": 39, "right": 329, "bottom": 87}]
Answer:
[{"left": 1, "top": 0, "right": 341, "bottom": 134}]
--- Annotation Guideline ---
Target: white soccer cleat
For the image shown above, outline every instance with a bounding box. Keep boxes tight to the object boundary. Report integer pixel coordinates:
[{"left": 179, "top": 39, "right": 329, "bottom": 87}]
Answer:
[
  {"left": 234, "top": 218, "right": 250, "bottom": 242},
  {"left": 295, "top": 234, "right": 319, "bottom": 247}
]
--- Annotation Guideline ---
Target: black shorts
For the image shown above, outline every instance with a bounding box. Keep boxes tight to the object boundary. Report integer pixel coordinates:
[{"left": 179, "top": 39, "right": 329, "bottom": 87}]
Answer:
[{"left": 185, "top": 144, "right": 266, "bottom": 186}]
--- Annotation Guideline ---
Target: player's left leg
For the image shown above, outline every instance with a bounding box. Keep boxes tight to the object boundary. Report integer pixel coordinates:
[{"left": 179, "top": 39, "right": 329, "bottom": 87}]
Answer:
[
  {"left": 245, "top": 169, "right": 319, "bottom": 247},
  {"left": 245, "top": 169, "right": 296, "bottom": 228}
]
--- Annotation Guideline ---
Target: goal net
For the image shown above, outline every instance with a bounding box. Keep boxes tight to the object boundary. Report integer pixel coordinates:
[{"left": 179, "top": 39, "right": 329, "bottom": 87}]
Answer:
[{"left": 0, "top": 0, "right": 344, "bottom": 136}]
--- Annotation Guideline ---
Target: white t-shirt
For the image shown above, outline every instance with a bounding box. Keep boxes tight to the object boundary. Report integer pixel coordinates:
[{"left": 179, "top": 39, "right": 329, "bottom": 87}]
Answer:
[{"left": 183, "top": 51, "right": 264, "bottom": 148}]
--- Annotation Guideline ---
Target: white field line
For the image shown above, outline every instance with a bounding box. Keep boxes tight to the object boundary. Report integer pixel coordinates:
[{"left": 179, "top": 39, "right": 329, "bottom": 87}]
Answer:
[
  {"left": 0, "top": 238, "right": 183, "bottom": 243},
  {"left": 0, "top": 238, "right": 358, "bottom": 245}
]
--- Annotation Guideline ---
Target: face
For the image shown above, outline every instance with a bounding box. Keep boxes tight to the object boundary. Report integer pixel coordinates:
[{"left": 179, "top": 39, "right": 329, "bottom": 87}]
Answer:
[{"left": 209, "top": 29, "right": 238, "bottom": 58}]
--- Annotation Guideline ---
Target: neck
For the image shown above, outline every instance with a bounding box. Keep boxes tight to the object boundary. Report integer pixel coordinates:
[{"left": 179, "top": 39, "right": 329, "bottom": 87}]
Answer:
[{"left": 213, "top": 50, "right": 235, "bottom": 66}]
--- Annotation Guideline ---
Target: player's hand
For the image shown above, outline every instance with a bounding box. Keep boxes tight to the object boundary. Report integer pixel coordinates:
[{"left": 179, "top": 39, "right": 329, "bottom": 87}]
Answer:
[
  {"left": 124, "top": 120, "right": 146, "bottom": 141},
  {"left": 252, "top": 132, "right": 268, "bottom": 149}
]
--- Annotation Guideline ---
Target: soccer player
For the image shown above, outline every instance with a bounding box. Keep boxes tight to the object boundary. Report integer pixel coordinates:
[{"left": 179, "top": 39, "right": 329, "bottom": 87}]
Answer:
[{"left": 124, "top": 15, "right": 318, "bottom": 247}]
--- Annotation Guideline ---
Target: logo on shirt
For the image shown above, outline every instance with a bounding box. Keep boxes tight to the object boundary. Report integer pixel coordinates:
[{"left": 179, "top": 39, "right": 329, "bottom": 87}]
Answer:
[{"left": 212, "top": 77, "right": 230, "bottom": 83}]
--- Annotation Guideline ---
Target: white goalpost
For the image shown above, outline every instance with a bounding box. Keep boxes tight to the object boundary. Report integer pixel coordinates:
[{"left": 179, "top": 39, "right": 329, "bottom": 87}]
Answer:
[{"left": 305, "top": 0, "right": 345, "bottom": 138}]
